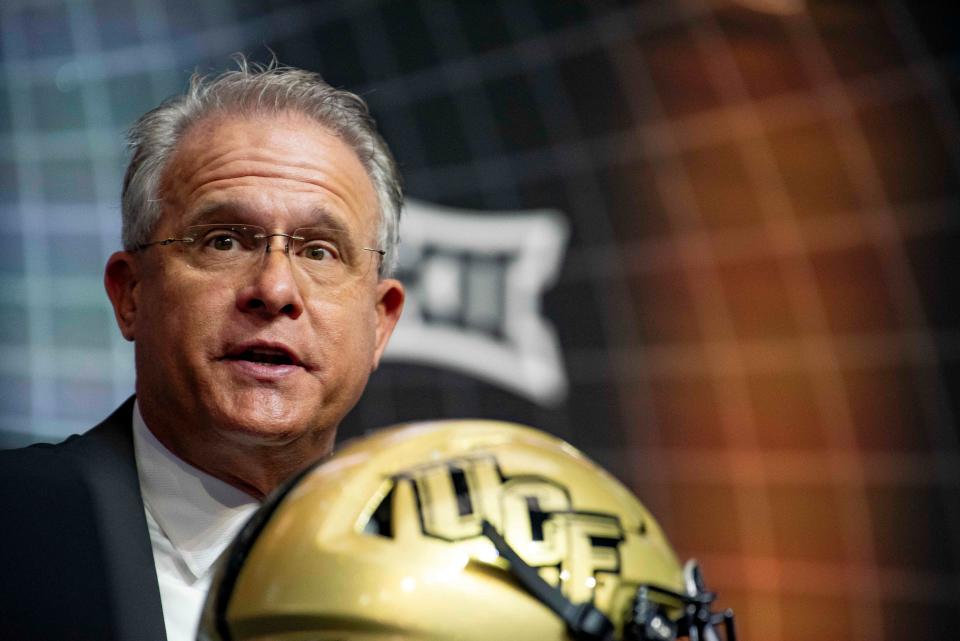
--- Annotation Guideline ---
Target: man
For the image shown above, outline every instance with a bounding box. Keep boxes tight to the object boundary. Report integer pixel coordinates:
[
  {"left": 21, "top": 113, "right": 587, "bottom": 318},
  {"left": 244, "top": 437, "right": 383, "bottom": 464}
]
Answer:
[{"left": 0, "top": 60, "right": 405, "bottom": 641}]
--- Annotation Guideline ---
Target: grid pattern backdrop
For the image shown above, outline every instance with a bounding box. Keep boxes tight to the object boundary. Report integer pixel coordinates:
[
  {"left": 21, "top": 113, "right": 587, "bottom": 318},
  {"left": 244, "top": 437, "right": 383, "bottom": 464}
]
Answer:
[{"left": 1, "top": 1, "right": 958, "bottom": 640}]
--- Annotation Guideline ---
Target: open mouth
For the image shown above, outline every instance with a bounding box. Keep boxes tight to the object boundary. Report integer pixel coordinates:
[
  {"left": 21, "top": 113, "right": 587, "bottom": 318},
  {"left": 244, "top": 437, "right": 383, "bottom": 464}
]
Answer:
[{"left": 224, "top": 346, "right": 302, "bottom": 367}]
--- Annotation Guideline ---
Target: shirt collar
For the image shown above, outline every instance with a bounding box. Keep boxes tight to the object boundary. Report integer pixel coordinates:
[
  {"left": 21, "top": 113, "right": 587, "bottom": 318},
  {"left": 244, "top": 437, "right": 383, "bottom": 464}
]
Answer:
[{"left": 132, "top": 401, "right": 260, "bottom": 580}]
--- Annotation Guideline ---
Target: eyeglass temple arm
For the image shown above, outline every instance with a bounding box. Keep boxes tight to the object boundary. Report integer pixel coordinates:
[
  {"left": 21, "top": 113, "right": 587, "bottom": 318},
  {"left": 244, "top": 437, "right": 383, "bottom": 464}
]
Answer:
[{"left": 135, "top": 237, "right": 195, "bottom": 250}]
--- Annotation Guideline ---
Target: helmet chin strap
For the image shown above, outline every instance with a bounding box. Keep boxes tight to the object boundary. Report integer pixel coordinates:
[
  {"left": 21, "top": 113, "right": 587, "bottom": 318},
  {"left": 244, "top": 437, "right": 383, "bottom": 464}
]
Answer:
[
  {"left": 479, "top": 521, "right": 737, "bottom": 641},
  {"left": 481, "top": 520, "right": 616, "bottom": 641}
]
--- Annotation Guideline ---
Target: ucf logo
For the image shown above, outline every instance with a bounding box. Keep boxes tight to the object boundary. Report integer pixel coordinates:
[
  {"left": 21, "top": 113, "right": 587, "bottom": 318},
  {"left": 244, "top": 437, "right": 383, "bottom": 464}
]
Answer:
[{"left": 382, "top": 455, "right": 625, "bottom": 603}]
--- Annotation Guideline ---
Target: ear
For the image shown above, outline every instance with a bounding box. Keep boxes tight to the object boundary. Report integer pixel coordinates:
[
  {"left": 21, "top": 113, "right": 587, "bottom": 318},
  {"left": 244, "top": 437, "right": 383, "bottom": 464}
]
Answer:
[
  {"left": 104, "top": 251, "right": 141, "bottom": 341},
  {"left": 371, "top": 278, "right": 405, "bottom": 369}
]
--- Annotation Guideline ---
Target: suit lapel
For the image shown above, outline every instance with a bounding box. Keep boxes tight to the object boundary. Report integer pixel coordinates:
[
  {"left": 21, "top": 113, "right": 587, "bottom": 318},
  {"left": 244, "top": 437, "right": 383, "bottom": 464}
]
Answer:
[{"left": 65, "top": 398, "right": 168, "bottom": 641}]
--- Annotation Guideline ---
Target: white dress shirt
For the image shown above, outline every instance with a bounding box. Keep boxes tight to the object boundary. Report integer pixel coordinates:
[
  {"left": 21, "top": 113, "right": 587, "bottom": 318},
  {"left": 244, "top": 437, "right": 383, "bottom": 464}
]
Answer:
[{"left": 132, "top": 403, "right": 260, "bottom": 641}]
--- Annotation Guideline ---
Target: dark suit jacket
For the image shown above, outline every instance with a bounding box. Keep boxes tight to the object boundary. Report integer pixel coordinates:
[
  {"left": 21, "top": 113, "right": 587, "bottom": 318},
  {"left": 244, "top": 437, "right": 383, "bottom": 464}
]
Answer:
[{"left": 0, "top": 398, "right": 167, "bottom": 640}]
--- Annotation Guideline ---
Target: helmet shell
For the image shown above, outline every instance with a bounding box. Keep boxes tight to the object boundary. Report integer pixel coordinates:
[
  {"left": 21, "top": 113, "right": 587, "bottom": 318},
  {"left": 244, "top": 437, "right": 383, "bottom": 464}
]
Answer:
[{"left": 202, "top": 420, "right": 684, "bottom": 641}]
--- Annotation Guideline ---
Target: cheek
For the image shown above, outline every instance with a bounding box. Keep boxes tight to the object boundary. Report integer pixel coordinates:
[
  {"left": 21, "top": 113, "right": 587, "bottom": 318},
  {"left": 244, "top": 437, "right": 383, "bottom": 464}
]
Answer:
[
  {"left": 308, "top": 295, "right": 378, "bottom": 356},
  {"left": 138, "top": 269, "right": 231, "bottom": 354}
]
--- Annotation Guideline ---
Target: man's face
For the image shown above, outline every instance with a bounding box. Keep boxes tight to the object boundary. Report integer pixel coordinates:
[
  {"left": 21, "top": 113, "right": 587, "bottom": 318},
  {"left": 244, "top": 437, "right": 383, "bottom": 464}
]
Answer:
[{"left": 107, "top": 113, "right": 403, "bottom": 454}]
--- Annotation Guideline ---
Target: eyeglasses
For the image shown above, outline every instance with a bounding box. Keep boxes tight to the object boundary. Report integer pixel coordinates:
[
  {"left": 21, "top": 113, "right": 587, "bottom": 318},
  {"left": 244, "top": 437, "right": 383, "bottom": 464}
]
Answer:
[{"left": 136, "top": 224, "right": 385, "bottom": 284}]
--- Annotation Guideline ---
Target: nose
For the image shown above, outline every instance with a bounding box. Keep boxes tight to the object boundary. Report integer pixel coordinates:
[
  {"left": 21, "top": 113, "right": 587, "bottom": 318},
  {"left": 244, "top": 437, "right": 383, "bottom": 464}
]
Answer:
[{"left": 235, "top": 236, "right": 305, "bottom": 319}]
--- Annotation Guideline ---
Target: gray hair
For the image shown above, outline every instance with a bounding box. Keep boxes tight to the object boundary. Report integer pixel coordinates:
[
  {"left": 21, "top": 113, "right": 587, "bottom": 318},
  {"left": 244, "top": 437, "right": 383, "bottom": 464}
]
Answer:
[{"left": 121, "top": 58, "right": 402, "bottom": 275}]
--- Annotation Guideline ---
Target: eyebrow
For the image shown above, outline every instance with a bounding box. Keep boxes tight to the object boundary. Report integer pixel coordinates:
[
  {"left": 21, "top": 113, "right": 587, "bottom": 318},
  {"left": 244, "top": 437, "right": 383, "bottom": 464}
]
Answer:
[
  {"left": 183, "top": 202, "right": 351, "bottom": 231},
  {"left": 304, "top": 207, "right": 351, "bottom": 231},
  {"left": 182, "top": 202, "right": 253, "bottom": 227}
]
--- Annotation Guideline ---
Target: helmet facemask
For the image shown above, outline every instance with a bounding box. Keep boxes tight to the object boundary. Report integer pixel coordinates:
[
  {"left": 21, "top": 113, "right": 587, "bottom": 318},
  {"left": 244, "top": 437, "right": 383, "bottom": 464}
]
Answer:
[{"left": 481, "top": 519, "right": 736, "bottom": 641}]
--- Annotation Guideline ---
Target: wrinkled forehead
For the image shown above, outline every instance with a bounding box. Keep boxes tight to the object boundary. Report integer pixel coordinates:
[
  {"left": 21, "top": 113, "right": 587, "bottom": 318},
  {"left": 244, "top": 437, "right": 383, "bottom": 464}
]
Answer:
[{"left": 158, "top": 111, "right": 380, "bottom": 239}]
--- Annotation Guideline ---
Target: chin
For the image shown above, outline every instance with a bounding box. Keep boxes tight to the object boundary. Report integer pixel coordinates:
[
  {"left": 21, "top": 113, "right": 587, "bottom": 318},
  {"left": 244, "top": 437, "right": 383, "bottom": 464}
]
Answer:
[
  {"left": 211, "top": 391, "right": 316, "bottom": 444},
  {"left": 214, "top": 414, "right": 312, "bottom": 446}
]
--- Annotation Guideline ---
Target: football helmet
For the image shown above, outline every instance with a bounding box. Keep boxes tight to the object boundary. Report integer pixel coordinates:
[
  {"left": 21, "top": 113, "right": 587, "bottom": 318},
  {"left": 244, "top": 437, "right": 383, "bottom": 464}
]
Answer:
[{"left": 198, "top": 420, "right": 735, "bottom": 641}]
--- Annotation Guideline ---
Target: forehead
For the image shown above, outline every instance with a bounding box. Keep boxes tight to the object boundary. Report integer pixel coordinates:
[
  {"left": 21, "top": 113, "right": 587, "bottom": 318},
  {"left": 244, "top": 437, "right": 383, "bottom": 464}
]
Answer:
[{"left": 160, "top": 112, "right": 379, "bottom": 236}]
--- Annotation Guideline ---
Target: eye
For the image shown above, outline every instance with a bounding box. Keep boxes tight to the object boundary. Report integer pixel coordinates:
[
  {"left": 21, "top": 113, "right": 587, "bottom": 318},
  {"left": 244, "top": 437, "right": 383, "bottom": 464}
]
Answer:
[
  {"left": 303, "top": 246, "right": 328, "bottom": 261},
  {"left": 297, "top": 233, "right": 341, "bottom": 263},
  {"left": 210, "top": 235, "right": 237, "bottom": 251},
  {"left": 197, "top": 227, "right": 252, "bottom": 251}
]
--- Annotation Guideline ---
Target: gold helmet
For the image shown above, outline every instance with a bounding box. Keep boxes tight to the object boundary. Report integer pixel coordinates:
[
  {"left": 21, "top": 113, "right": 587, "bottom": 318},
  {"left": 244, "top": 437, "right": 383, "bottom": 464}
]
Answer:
[{"left": 198, "top": 421, "right": 735, "bottom": 641}]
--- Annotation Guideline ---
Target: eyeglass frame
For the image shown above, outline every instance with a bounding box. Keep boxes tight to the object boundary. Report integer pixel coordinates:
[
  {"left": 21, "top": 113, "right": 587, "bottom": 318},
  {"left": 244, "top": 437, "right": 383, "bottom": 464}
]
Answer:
[{"left": 134, "top": 223, "right": 387, "bottom": 277}]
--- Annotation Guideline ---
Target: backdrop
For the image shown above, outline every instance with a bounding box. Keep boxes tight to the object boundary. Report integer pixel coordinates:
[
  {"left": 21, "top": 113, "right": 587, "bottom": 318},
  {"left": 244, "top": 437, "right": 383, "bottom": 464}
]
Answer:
[{"left": 1, "top": 1, "right": 958, "bottom": 640}]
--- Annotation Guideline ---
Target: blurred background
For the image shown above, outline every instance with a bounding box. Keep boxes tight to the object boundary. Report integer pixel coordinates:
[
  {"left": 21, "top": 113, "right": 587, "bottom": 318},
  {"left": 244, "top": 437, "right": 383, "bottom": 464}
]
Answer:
[{"left": 1, "top": 1, "right": 958, "bottom": 639}]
